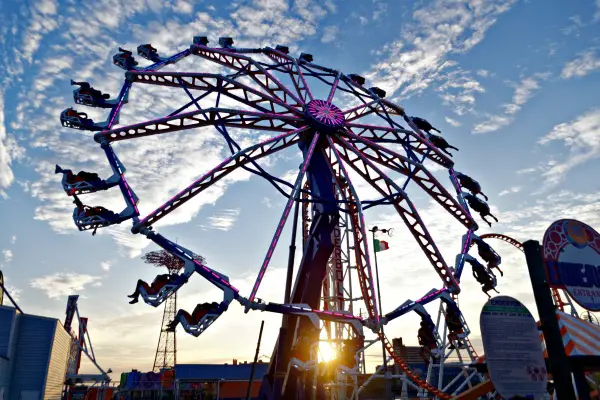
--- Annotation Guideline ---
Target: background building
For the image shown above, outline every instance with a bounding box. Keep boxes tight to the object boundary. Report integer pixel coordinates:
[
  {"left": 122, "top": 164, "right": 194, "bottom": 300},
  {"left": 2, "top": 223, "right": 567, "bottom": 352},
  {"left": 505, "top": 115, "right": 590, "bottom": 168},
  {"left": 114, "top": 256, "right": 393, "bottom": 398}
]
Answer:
[
  {"left": 175, "top": 362, "right": 269, "bottom": 399},
  {"left": 0, "top": 305, "right": 72, "bottom": 400}
]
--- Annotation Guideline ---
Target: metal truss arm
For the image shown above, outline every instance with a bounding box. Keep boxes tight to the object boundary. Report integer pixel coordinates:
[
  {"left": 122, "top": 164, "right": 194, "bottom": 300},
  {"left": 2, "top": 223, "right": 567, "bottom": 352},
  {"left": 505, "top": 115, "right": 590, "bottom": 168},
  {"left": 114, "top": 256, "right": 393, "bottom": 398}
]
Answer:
[
  {"left": 344, "top": 122, "right": 453, "bottom": 168},
  {"left": 333, "top": 137, "right": 460, "bottom": 293},
  {"left": 326, "top": 137, "right": 380, "bottom": 322},
  {"left": 147, "top": 231, "right": 240, "bottom": 297},
  {"left": 260, "top": 302, "right": 364, "bottom": 330},
  {"left": 340, "top": 130, "right": 477, "bottom": 230},
  {"left": 132, "top": 127, "right": 308, "bottom": 232},
  {"left": 126, "top": 71, "right": 300, "bottom": 116},
  {"left": 327, "top": 71, "right": 342, "bottom": 103},
  {"left": 264, "top": 47, "right": 313, "bottom": 104},
  {"left": 191, "top": 45, "right": 304, "bottom": 109},
  {"left": 142, "top": 49, "right": 191, "bottom": 72},
  {"left": 248, "top": 133, "right": 321, "bottom": 302},
  {"left": 95, "top": 108, "right": 303, "bottom": 143},
  {"left": 384, "top": 288, "right": 450, "bottom": 322},
  {"left": 343, "top": 100, "right": 403, "bottom": 123},
  {"left": 107, "top": 81, "right": 132, "bottom": 129}
]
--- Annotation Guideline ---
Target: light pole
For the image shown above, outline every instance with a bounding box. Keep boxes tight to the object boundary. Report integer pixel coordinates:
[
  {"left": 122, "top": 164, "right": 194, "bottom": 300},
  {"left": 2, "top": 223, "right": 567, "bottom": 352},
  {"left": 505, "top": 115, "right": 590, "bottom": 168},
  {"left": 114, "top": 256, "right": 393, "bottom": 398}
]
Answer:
[{"left": 370, "top": 225, "right": 393, "bottom": 397}]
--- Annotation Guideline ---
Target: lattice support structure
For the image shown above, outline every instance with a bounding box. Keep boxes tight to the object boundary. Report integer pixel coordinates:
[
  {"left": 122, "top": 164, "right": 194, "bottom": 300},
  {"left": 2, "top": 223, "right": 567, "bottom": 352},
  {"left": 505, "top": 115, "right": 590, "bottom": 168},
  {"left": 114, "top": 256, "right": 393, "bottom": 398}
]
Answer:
[
  {"left": 153, "top": 288, "right": 177, "bottom": 371},
  {"left": 320, "top": 170, "right": 362, "bottom": 357}
]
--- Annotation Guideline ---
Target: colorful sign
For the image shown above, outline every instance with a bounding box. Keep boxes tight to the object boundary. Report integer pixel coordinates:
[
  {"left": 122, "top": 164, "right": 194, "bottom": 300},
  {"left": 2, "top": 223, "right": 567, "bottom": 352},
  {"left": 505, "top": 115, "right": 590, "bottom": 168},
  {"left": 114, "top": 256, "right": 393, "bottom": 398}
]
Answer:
[
  {"left": 543, "top": 219, "right": 600, "bottom": 311},
  {"left": 480, "top": 296, "right": 547, "bottom": 399}
]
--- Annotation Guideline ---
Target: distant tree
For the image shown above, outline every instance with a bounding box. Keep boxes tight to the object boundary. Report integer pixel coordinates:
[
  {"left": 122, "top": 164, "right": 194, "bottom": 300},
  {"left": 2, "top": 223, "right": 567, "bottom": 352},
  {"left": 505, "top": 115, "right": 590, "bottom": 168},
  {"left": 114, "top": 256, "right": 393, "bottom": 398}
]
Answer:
[{"left": 141, "top": 250, "right": 206, "bottom": 272}]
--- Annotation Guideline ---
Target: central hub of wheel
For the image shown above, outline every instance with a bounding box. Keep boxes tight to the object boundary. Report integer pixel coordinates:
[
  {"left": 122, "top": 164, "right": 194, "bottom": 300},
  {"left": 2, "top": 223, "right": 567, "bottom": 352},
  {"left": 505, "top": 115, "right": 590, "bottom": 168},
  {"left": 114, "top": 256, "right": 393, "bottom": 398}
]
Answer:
[{"left": 304, "top": 99, "right": 345, "bottom": 134}]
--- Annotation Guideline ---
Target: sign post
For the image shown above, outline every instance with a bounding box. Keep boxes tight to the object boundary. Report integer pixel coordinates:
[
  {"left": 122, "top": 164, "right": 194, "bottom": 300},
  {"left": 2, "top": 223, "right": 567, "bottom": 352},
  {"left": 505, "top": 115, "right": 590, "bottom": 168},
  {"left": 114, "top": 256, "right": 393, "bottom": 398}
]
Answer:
[
  {"left": 524, "top": 239, "right": 577, "bottom": 400},
  {"left": 480, "top": 295, "right": 548, "bottom": 399}
]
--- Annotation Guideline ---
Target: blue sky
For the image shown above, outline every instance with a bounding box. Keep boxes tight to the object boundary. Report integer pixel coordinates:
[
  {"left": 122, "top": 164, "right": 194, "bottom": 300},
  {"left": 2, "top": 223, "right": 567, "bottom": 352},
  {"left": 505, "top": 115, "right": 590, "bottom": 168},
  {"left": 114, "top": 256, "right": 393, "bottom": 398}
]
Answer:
[{"left": 1, "top": 0, "right": 600, "bottom": 377}]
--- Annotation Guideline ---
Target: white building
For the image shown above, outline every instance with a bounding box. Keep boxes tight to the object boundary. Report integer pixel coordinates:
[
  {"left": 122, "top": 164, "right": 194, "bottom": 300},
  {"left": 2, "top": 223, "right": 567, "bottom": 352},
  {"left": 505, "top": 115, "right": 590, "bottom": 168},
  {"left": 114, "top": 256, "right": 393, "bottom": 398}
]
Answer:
[{"left": 0, "top": 306, "right": 71, "bottom": 400}]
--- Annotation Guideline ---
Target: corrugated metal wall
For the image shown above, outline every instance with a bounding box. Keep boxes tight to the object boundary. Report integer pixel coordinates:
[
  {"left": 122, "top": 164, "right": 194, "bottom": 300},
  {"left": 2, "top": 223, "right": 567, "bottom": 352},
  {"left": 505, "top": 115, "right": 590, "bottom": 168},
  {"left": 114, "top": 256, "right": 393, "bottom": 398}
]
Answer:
[
  {"left": 0, "top": 307, "right": 17, "bottom": 358},
  {"left": 43, "top": 322, "right": 70, "bottom": 400},
  {"left": 8, "top": 315, "right": 56, "bottom": 400},
  {"left": 0, "top": 306, "right": 19, "bottom": 398}
]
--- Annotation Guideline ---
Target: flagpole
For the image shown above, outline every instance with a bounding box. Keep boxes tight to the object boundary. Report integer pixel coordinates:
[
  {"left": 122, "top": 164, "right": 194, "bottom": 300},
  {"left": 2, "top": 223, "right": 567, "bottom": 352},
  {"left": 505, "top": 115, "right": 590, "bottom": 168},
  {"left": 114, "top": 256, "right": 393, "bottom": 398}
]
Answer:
[{"left": 370, "top": 226, "right": 392, "bottom": 398}]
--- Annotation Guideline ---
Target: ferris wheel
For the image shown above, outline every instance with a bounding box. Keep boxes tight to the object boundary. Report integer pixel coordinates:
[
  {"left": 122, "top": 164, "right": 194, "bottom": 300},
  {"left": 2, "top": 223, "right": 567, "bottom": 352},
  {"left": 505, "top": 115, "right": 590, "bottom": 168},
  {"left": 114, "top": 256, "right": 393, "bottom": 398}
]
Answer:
[{"left": 56, "top": 36, "right": 507, "bottom": 399}]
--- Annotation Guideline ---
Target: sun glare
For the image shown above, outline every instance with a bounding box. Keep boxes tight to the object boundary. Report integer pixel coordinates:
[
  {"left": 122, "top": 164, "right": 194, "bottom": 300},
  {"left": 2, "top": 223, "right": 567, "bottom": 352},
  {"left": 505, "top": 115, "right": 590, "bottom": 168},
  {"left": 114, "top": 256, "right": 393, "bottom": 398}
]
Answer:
[{"left": 318, "top": 341, "right": 337, "bottom": 362}]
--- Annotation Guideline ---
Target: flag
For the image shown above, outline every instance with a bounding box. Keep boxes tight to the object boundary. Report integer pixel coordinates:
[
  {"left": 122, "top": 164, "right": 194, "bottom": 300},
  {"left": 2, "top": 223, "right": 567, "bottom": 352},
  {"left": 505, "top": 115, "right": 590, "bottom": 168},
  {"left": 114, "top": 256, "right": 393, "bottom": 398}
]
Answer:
[{"left": 374, "top": 239, "right": 389, "bottom": 252}]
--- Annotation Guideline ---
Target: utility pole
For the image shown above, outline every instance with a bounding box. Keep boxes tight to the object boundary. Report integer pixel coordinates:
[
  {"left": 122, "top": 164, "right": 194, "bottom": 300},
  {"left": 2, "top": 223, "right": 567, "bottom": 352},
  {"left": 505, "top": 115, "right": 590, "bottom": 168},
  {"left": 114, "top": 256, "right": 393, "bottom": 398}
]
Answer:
[
  {"left": 370, "top": 226, "right": 394, "bottom": 400},
  {"left": 247, "top": 320, "right": 266, "bottom": 400},
  {"left": 523, "top": 240, "right": 577, "bottom": 400}
]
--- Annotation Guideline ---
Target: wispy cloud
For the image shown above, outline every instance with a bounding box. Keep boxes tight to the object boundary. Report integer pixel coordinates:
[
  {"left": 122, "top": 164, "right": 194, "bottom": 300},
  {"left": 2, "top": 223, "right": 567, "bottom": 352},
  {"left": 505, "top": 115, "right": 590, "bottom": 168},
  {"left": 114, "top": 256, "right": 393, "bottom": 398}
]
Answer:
[
  {"left": 445, "top": 117, "right": 462, "bottom": 127},
  {"left": 31, "top": 272, "right": 103, "bottom": 299},
  {"left": 560, "top": 15, "right": 585, "bottom": 36},
  {"left": 561, "top": 49, "right": 600, "bottom": 79},
  {"left": 372, "top": 0, "right": 388, "bottom": 21},
  {"left": 2, "top": 249, "right": 13, "bottom": 263},
  {"left": 516, "top": 167, "right": 539, "bottom": 175},
  {"left": 0, "top": 92, "right": 16, "bottom": 198},
  {"left": 4, "top": 285, "right": 21, "bottom": 303},
  {"left": 21, "top": 0, "right": 59, "bottom": 62},
  {"left": 10, "top": 236, "right": 16, "bottom": 244},
  {"left": 171, "top": 0, "right": 193, "bottom": 14},
  {"left": 473, "top": 73, "right": 549, "bottom": 134},
  {"left": 437, "top": 68, "right": 485, "bottom": 115},
  {"left": 205, "top": 209, "right": 241, "bottom": 231},
  {"left": 231, "top": 0, "right": 336, "bottom": 48},
  {"left": 321, "top": 26, "right": 339, "bottom": 43},
  {"left": 101, "top": 261, "right": 112, "bottom": 271},
  {"left": 364, "top": 0, "right": 516, "bottom": 98},
  {"left": 537, "top": 108, "right": 600, "bottom": 187},
  {"left": 498, "top": 186, "right": 521, "bottom": 196}
]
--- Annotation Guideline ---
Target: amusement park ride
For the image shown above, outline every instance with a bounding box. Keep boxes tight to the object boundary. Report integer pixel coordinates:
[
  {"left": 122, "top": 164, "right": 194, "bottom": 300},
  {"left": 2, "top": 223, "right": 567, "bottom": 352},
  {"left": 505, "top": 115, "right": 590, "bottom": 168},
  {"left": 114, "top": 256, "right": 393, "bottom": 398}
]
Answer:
[
  {"left": 63, "top": 295, "right": 113, "bottom": 387},
  {"left": 0, "top": 275, "right": 114, "bottom": 392},
  {"left": 53, "top": 36, "right": 588, "bottom": 399}
]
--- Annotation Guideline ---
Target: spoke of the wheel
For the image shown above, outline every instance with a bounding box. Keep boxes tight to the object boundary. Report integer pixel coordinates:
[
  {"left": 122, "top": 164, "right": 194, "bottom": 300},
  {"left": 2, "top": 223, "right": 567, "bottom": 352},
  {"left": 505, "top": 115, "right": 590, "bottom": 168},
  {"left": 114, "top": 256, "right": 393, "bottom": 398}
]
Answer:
[
  {"left": 127, "top": 71, "right": 300, "bottom": 116},
  {"left": 344, "top": 122, "right": 453, "bottom": 168},
  {"left": 326, "top": 136, "right": 379, "bottom": 322},
  {"left": 326, "top": 71, "right": 342, "bottom": 103},
  {"left": 298, "top": 64, "right": 340, "bottom": 97},
  {"left": 95, "top": 108, "right": 302, "bottom": 143},
  {"left": 248, "top": 133, "right": 321, "bottom": 302},
  {"left": 333, "top": 136, "right": 460, "bottom": 292},
  {"left": 141, "top": 49, "right": 191, "bottom": 72},
  {"left": 107, "top": 81, "right": 132, "bottom": 129},
  {"left": 132, "top": 126, "right": 309, "bottom": 233},
  {"left": 264, "top": 48, "right": 314, "bottom": 103},
  {"left": 191, "top": 45, "right": 304, "bottom": 109},
  {"left": 340, "top": 129, "right": 477, "bottom": 230},
  {"left": 342, "top": 100, "right": 397, "bottom": 123},
  {"left": 171, "top": 76, "right": 302, "bottom": 200},
  {"left": 366, "top": 98, "right": 433, "bottom": 163}
]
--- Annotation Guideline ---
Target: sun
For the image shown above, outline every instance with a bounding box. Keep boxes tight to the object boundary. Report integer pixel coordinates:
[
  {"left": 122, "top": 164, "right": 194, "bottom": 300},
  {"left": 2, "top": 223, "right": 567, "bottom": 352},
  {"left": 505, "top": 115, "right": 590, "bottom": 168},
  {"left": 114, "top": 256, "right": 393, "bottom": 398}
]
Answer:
[{"left": 318, "top": 341, "right": 337, "bottom": 362}]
